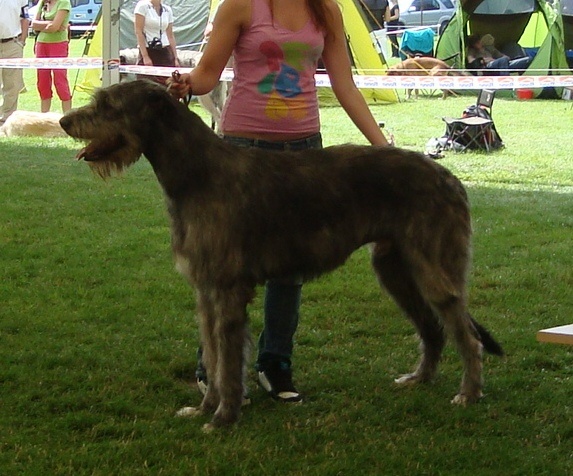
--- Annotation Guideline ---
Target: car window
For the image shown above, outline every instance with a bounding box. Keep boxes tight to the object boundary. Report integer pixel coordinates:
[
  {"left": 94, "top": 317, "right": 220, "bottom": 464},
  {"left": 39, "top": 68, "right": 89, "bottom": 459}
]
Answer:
[
  {"left": 442, "top": 0, "right": 455, "bottom": 8},
  {"left": 410, "top": 0, "right": 440, "bottom": 11},
  {"left": 71, "top": 0, "right": 102, "bottom": 6},
  {"left": 425, "top": 0, "right": 440, "bottom": 10}
]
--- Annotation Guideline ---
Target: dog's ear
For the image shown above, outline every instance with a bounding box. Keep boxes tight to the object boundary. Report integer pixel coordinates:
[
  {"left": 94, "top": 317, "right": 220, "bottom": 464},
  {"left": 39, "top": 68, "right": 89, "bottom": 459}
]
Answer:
[
  {"left": 141, "top": 86, "right": 182, "bottom": 126},
  {"left": 144, "top": 85, "right": 176, "bottom": 110},
  {"left": 94, "top": 88, "right": 112, "bottom": 112}
]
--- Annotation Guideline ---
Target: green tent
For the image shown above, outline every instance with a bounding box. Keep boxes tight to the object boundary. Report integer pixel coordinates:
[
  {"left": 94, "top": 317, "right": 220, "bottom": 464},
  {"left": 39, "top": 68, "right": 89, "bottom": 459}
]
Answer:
[
  {"left": 435, "top": 0, "right": 570, "bottom": 97},
  {"left": 562, "top": 0, "right": 573, "bottom": 67}
]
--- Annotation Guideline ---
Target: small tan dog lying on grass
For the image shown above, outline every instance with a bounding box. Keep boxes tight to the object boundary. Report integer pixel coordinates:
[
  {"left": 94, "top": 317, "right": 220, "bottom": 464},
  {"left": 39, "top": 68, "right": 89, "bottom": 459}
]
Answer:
[
  {"left": 0, "top": 110, "right": 66, "bottom": 138},
  {"left": 387, "top": 56, "right": 466, "bottom": 100}
]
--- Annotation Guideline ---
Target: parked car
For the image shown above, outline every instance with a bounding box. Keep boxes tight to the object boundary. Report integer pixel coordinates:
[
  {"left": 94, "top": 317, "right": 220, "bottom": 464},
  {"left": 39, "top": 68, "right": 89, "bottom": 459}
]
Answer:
[
  {"left": 28, "top": 0, "right": 101, "bottom": 36},
  {"left": 399, "top": 0, "right": 456, "bottom": 34},
  {"left": 68, "top": 0, "right": 101, "bottom": 27}
]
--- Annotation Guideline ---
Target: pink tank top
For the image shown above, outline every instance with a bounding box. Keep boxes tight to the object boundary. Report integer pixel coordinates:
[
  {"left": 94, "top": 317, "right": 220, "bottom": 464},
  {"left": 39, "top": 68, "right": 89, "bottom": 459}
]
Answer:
[{"left": 220, "top": 0, "right": 325, "bottom": 135}]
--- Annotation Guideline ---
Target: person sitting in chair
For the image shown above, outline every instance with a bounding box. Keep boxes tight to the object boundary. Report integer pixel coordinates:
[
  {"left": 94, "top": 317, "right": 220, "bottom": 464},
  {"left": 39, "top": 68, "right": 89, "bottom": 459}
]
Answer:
[{"left": 466, "top": 34, "right": 531, "bottom": 76}]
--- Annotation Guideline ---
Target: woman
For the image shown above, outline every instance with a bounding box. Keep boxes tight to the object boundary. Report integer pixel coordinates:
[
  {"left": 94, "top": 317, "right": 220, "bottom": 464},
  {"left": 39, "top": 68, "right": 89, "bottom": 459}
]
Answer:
[
  {"left": 386, "top": 0, "right": 402, "bottom": 57},
  {"left": 169, "top": 0, "right": 392, "bottom": 404},
  {"left": 362, "top": 0, "right": 390, "bottom": 31},
  {"left": 134, "top": 0, "right": 179, "bottom": 83},
  {"left": 32, "top": 0, "right": 72, "bottom": 113}
]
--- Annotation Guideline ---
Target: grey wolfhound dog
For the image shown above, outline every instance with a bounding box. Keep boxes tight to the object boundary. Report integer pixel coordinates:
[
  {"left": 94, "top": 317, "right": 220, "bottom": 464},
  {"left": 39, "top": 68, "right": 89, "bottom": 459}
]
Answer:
[{"left": 60, "top": 80, "right": 503, "bottom": 431}]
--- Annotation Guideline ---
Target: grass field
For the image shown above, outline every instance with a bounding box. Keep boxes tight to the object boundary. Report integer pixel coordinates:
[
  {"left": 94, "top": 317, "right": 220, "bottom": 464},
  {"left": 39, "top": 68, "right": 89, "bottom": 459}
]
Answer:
[{"left": 1, "top": 39, "right": 573, "bottom": 475}]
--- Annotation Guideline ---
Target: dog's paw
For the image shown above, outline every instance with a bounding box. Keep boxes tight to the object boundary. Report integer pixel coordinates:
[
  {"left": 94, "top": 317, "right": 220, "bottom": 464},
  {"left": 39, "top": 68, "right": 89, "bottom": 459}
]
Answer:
[
  {"left": 451, "top": 394, "right": 470, "bottom": 405},
  {"left": 201, "top": 415, "right": 238, "bottom": 433},
  {"left": 394, "top": 373, "right": 421, "bottom": 385},
  {"left": 175, "top": 406, "right": 204, "bottom": 418},
  {"left": 451, "top": 392, "right": 483, "bottom": 405},
  {"left": 202, "top": 422, "right": 217, "bottom": 434}
]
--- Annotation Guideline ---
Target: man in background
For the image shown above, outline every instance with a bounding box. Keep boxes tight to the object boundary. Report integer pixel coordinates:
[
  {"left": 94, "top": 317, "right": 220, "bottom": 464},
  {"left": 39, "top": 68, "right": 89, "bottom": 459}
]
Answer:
[{"left": 0, "top": 0, "right": 29, "bottom": 125}]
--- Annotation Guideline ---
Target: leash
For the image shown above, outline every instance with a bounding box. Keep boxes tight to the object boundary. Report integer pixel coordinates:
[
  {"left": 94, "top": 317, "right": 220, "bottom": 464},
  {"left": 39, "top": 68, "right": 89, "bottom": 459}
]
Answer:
[{"left": 167, "top": 70, "right": 192, "bottom": 106}]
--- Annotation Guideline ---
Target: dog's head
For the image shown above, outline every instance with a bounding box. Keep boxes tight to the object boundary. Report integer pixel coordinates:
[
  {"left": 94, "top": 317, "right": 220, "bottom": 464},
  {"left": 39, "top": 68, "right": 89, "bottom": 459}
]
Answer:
[{"left": 60, "top": 80, "right": 178, "bottom": 178}]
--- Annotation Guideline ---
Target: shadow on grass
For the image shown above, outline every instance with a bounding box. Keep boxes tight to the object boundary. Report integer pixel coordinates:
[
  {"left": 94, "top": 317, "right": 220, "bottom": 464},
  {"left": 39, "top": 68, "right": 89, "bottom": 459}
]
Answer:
[{"left": 1, "top": 139, "right": 572, "bottom": 475}]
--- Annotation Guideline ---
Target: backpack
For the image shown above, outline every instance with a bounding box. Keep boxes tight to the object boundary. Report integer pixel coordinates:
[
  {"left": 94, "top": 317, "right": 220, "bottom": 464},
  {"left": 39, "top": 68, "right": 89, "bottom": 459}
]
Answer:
[{"left": 444, "top": 104, "right": 504, "bottom": 151}]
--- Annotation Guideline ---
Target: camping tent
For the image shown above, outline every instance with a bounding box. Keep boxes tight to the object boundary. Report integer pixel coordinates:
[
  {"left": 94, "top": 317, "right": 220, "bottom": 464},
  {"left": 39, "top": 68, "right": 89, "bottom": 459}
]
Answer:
[
  {"left": 562, "top": 0, "right": 573, "bottom": 67},
  {"left": 332, "top": 0, "right": 397, "bottom": 103},
  {"left": 435, "top": 0, "right": 569, "bottom": 96},
  {"left": 78, "top": 0, "right": 397, "bottom": 103}
]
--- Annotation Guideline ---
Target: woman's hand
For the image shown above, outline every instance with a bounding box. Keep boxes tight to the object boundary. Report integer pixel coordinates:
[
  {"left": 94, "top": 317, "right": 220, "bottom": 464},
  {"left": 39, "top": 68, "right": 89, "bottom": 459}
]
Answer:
[{"left": 166, "top": 72, "right": 192, "bottom": 98}]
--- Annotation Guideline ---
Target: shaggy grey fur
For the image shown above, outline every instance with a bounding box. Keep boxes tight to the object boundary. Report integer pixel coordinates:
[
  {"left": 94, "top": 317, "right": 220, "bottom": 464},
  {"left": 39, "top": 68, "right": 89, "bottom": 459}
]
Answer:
[{"left": 60, "top": 80, "right": 503, "bottom": 430}]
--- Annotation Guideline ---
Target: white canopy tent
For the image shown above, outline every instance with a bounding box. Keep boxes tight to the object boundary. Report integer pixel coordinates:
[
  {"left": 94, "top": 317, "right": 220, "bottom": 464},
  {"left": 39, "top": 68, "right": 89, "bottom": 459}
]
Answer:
[{"left": 100, "top": 0, "right": 209, "bottom": 86}]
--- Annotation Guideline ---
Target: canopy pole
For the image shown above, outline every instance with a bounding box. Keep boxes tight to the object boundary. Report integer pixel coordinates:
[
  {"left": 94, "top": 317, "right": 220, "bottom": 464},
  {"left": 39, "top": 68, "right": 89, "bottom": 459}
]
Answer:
[{"left": 102, "top": 0, "right": 120, "bottom": 87}]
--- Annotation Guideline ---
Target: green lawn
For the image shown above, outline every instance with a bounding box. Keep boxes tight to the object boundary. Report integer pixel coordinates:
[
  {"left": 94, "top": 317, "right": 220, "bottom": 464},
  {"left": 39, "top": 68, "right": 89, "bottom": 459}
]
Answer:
[{"left": 1, "top": 39, "right": 572, "bottom": 475}]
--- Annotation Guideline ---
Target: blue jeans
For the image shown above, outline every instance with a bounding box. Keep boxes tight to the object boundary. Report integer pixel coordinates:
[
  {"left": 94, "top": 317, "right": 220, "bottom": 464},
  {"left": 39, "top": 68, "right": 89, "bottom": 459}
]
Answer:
[
  {"left": 224, "top": 133, "right": 322, "bottom": 369},
  {"left": 221, "top": 133, "right": 322, "bottom": 152},
  {"left": 197, "top": 132, "right": 323, "bottom": 375},
  {"left": 508, "top": 56, "right": 531, "bottom": 72},
  {"left": 486, "top": 56, "right": 531, "bottom": 75}
]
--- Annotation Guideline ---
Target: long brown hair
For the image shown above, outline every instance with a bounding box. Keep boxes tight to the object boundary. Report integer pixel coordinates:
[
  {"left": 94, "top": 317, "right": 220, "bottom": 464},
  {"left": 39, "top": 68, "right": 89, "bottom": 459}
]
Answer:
[
  {"left": 269, "top": 0, "right": 336, "bottom": 39},
  {"left": 307, "top": 0, "right": 336, "bottom": 39}
]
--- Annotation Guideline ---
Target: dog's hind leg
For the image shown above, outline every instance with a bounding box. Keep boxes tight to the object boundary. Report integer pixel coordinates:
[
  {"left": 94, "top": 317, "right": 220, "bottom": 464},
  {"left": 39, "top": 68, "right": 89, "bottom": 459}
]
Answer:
[
  {"left": 434, "top": 302, "right": 484, "bottom": 405},
  {"left": 400, "top": 237, "right": 486, "bottom": 404},
  {"left": 370, "top": 242, "right": 446, "bottom": 385}
]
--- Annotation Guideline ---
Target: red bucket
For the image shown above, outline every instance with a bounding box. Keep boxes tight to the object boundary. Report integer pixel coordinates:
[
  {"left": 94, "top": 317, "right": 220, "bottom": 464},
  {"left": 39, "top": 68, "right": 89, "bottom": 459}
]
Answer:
[{"left": 516, "top": 89, "right": 534, "bottom": 100}]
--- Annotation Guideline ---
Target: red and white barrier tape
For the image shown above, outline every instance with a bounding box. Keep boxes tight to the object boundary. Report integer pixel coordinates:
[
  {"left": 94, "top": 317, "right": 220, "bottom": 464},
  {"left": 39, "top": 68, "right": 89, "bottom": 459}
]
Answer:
[
  {"left": 328, "top": 73, "right": 573, "bottom": 90},
  {"left": 2, "top": 57, "right": 572, "bottom": 89},
  {"left": 0, "top": 56, "right": 106, "bottom": 70}
]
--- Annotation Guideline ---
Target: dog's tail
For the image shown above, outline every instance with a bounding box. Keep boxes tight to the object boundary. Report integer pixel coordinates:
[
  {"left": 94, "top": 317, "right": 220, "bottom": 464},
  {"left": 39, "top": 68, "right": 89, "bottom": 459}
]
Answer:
[{"left": 471, "top": 316, "right": 504, "bottom": 356}]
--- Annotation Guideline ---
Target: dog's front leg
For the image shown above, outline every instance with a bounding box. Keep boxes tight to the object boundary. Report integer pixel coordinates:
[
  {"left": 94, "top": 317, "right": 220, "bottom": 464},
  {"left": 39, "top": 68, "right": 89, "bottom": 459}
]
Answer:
[
  {"left": 176, "top": 287, "right": 220, "bottom": 420},
  {"left": 205, "top": 285, "right": 252, "bottom": 431},
  {"left": 198, "top": 289, "right": 220, "bottom": 415}
]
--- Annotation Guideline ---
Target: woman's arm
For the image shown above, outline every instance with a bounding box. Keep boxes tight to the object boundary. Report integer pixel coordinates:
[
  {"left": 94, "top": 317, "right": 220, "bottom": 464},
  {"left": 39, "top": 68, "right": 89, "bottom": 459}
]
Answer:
[
  {"left": 383, "top": 5, "right": 391, "bottom": 23},
  {"left": 166, "top": 22, "right": 179, "bottom": 66},
  {"left": 389, "top": 6, "right": 400, "bottom": 22},
  {"left": 134, "top": 13, "right": 152, "bottom": 66},
  {"left": 321, "top": 1, "right": 390, "bottom": 146},
  {"left": 168, "top": 0, "right": 249, "bottom": 97},
  {"left": 31, "top": 1, "right": 44, "bottom": 31},
  {"left": 32, "top": 8, "right": 68, "bottom": 34}
]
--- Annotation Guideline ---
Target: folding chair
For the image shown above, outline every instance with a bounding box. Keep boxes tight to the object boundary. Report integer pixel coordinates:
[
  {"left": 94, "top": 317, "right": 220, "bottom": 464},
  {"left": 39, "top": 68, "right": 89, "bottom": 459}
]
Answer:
[
  {"left": 441, "top": 89, "right": 502, "bottom": 152},
  {"left": 400, "top": 28, "right": 435, "bottom": 59},
  {"left": 476, "top": 88, "right": 495, "bottom": 114}
]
